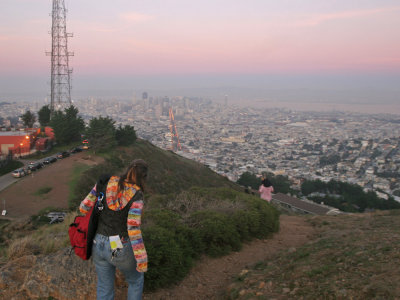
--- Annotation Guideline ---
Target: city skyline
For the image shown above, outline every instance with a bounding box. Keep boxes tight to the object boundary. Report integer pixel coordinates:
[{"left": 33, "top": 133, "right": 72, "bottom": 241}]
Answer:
[{"left": 1, "top": 0, "right": 400, "bottom": 108}]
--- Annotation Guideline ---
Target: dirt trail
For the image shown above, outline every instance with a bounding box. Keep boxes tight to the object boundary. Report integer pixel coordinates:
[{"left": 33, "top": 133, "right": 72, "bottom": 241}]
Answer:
[{"left": 143, "top": 215, "right": 316, "bottom": 300}]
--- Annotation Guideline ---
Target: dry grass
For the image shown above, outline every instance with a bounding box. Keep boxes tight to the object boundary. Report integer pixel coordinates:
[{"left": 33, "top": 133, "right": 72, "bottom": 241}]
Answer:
[
  {"left": 6, "top": 212, "right": 78, "bottom": 260},
  {"left": 8, "top": 236, "right": 40, "bottom": 258},
  {"left": 227, "top": 210, "right": 400, "bottom": 299}
]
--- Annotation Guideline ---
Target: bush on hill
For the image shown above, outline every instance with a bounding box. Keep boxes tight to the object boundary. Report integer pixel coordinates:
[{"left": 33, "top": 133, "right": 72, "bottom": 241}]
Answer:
[
  {"left": 69, "top": 139, "right": 280, "bottom": 291},
  {"left": 143, "top": 188, "right": 279, "bottom": 290}
]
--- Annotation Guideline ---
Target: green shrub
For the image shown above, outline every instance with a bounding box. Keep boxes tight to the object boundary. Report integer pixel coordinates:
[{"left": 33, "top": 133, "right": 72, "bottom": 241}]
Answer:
[
  {"left": 69, "top": 142, "right": 280, "bottom": 291},
  {"left": 143, "top": 225, "right": 193, "bottom": 291},
  {"left": 34, "top": 186, "right": 52, "bottom": 196},
  {"left": 231, "top": 209, "right": 260, "bottom": 241},
  {"left": 249, "top": 198, "right": 280, "bottom": 238},
  {"left": 189, "top": 210, "right": 242, "bottom": 257},
  {"left": 140, "top": 189, "right": 280, "bottom": 291}
]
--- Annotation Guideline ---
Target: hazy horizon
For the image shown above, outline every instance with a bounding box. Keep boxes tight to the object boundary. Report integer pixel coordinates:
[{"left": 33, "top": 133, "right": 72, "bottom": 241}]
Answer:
[{"left": 1, "top": 73, "right": 399, "bottom": 103}]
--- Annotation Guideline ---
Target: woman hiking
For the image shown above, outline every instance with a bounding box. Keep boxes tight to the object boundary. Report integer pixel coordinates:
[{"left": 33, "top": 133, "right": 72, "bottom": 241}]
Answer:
[
  {"left": 259, "top": 175, "right": 274, "bottom": 202},
  {"left": 79, "top": 159, "right": 148, "bottom": 300}
]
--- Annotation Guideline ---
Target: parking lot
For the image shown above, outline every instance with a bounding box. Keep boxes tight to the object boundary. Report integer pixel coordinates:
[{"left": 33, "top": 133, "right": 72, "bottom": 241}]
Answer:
[
  {"left": 9, "top": 146, "right": 84, "bottom": 180},
  {"left": 0, "top": 150, "right": 103, "bottom": 219}
]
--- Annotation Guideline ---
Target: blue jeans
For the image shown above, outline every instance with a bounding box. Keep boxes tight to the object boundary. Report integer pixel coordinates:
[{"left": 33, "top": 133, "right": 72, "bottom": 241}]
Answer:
[{"left": 92, "top": 234, "right": 144, "bottom": 300}]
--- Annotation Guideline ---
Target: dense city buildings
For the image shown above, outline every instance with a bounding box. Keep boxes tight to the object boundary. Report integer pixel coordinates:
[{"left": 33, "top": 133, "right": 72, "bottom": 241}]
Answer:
[{"left": 1, "top": 97, "right": 399, "bottom": 200}]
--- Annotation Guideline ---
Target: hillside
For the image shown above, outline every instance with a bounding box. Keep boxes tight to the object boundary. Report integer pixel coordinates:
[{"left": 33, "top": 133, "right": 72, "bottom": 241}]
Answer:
[
  {"left": 69, "top": 139, "right": 241, "bottom": 209},
  {"left": 0, "top": 139, "right": 280, "bottom": 298},
  {"left": 226, "top": 210, "right": 400, "bottom": 299},
  {"left": 2, "top": 209, "right": 399, "bottom": 299},
  {"left": 2, "top": 140, "right": 398, "bottom": 299}
]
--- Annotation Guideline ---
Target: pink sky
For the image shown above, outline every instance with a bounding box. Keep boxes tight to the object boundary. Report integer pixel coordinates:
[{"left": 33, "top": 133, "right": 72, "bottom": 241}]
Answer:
[{"left": 0, "top": 1, "right": 399, "bottom": 77}]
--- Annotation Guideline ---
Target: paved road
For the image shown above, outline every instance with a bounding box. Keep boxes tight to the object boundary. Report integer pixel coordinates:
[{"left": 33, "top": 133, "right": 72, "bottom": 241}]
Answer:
[
  {"left": 0, "top": 173, "right": 17, "bottom": 192},
  {"left": 0, "top": 159, "right": 33, "bottom": 192}
]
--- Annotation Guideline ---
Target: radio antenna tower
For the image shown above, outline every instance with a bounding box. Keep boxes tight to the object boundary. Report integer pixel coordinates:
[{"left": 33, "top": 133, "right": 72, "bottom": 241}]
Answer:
[
  {"left": 169, "top": 107, "right": 182, "bottom": 151},
  {"left": 46, "top": 0, "right": 74, "bottom": 116}
]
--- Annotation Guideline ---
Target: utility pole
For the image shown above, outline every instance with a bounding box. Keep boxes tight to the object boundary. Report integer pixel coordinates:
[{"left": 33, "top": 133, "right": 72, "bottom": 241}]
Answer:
[
  {"left": 1, "top": 199, "right": 6, "bottom": 216},
  {"left": 46, "top": 0, "right": 74, "bottom": 117}
]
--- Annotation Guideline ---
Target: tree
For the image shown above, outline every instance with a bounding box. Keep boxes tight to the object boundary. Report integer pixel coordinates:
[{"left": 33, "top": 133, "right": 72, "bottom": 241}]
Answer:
[
  {"left": 20, "top": 110, "right": 36, "bottom": 128},
  {"left": 116, "top": 124, "right": 137, "bottom": 146},
  {"left": 38, "top": 105, "right": 51, "bottom": 127},
  {"left": 237, "top": 172, "right": 260, "bottom": 190},
  {"left": 269, "top": 175, "right": 291, "bottom": 194},
  {"left": 302, "top": 179, "right": 400, "bottom": 212},
  {"left": 86, "top": 116, "right": 117, "bottom": 153},
  {"left": 65, "top": 106, "right": 85, "bottom": 142},
  {"left": 49, "top": 105, "right": 85, "bottom": 145}
]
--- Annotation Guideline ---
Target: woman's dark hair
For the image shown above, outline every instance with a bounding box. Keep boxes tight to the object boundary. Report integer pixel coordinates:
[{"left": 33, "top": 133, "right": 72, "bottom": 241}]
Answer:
[
  {"left": 262, "top": 178, "right": 272, "bottom": 188},
  {"left": 118, "top": 159, "right": 148, "bottom": 192}
]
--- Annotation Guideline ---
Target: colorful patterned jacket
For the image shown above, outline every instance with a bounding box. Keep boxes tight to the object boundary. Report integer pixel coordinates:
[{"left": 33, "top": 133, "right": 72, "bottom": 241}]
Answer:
[{"left": 79, "top": 176, "right": 148, "bottom": 272}]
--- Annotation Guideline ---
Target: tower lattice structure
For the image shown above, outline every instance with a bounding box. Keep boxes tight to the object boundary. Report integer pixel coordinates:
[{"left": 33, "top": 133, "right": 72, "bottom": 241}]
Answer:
[
  {"left": 46, "top": 0, "right": 74, "bottom": 116},
  {"left": 169, "top": 107, "right": 182, "bottom": 151}
]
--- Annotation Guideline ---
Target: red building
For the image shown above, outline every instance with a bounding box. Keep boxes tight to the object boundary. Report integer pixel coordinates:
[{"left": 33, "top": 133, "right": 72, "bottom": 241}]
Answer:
[
  {"left": 35, "top": 138, "right": 49, "bottom": 151},
  {"left": 0, "top": 127, "right": 56, "bottom": 158},
  {"left": 0, "top": 128, "right": 50, "bottom": 158}
]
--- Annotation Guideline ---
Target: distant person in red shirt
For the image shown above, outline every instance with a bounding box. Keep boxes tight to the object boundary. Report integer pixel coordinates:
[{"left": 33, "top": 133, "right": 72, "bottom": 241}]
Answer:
[{"left": 259, "top": 175, "right": 274, "bottom": 202}]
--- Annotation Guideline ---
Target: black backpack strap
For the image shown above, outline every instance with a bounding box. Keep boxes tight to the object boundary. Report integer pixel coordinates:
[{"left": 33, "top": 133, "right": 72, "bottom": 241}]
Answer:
[
  {"left": 96, "top": 174, "right": 111, "bottom": 197},
  {"left": 129, "top": 190, "right": 143, "bottom": 204},
  {"left": 95, "top": 174, "right": 111, "bottom": 211},
  {"left": 123, "top": 190, "right": 143, "bottom": 210}
]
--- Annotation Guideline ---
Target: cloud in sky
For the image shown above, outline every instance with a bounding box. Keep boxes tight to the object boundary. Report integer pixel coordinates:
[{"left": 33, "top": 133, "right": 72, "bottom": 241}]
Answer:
[
  {"left": 119, "top": 12, "right": 155, "bottom": 23},
  {"left": 294, "top": 5, "right": 400, "bottom": 27}
]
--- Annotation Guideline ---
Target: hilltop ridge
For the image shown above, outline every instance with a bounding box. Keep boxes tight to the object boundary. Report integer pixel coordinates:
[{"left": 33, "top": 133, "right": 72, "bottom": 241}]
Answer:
[
  {"left": 1, "top": 141, "right": 399, "bottom": 299},
  {"left": 0, "top": 139, "right": 279, "bottom": 298}
]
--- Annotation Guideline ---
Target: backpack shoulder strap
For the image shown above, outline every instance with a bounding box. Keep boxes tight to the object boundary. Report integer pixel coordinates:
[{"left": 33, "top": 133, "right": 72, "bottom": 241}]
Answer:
[
  {"left": 127, "top": 189, "right": 143, "bottom": 205},
  {"left": 96, "top": 174, "right": 111, "bottom": 197}
]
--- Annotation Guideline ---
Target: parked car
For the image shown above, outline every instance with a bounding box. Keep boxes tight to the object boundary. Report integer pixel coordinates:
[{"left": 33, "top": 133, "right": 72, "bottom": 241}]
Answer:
[
  {"left": 47, "top": 212, "right": 67, "bottom": 224},
  {"left": 43, "top": 156, "right": 57, "bottom": 164},
  {"left": 12, "top": 168, "right": 26, "bottom": 178},
  {"left": 28, "top": 161, "right": 44, "bottom": 172},
  {"left": 70, "top": 147, "right": 83, "bottom": 153},
  {"left": 56, "top": 151, "right": 70, "bottom": 159}
]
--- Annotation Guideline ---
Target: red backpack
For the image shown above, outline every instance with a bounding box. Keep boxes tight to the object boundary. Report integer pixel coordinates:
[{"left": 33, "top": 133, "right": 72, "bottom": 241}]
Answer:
[{"left": 68, "top": 175, "right": 110, "bottom": 260}]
